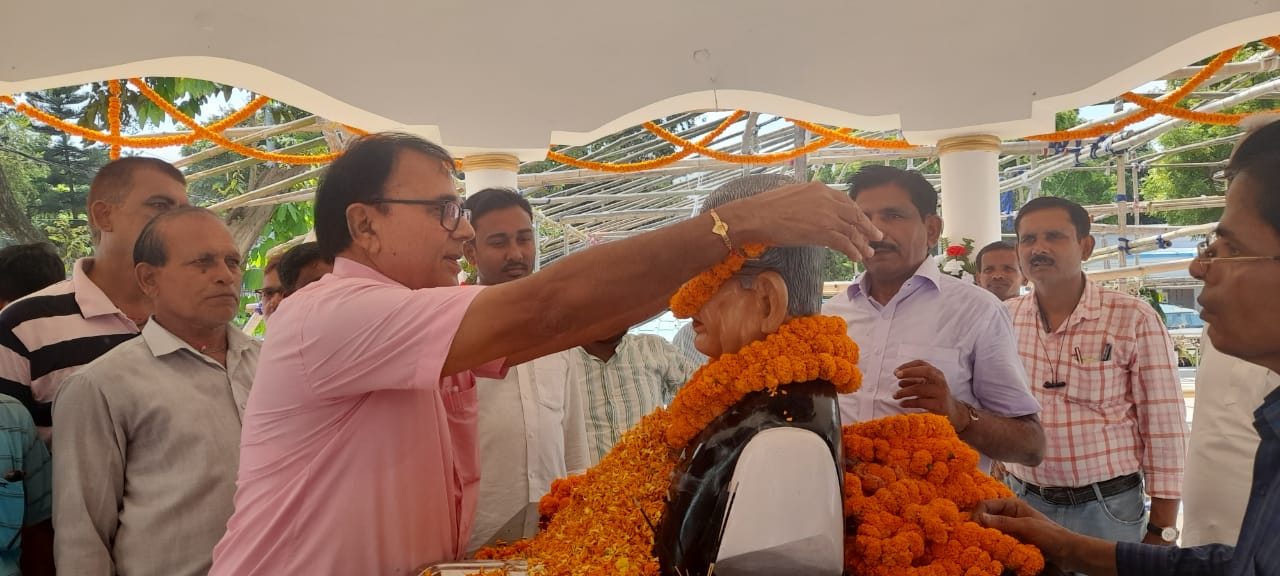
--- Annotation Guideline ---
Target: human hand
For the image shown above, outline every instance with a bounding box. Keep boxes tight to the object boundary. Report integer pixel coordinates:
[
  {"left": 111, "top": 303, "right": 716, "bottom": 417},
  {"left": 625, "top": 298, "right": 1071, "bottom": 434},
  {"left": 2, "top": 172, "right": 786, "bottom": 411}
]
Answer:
[
  {"left": 892, "top": 360, "right": 965, "bottom": 430},
  {"left": 974, "top": 498, "right": 1104, "bottom": 573},
  {"left": 990, "top": 460, "right": 1008, "bottom": 482},
  {"left": 716, "top": 181, "right": 882, "bottom": 261}
]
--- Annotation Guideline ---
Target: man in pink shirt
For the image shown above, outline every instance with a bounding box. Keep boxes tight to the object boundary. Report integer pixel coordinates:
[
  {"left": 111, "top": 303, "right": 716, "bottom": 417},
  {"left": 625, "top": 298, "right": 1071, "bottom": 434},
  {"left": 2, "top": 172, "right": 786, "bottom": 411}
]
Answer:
[{"left": 209, "top": 133, "right": 883, "bottom": 575}]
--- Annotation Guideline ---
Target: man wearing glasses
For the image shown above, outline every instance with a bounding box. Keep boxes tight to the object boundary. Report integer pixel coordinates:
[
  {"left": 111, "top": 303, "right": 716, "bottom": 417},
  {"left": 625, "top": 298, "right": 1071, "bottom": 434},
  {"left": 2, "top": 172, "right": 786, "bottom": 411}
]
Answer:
[
  {"left": 254, "top": 253, "right": 285, "bottom": 318},
  {"left": 209, "top": 132, "right": 883, "bottom": 575},
  {"left": 977, "top": 115, "right": 1280, "bottom": 576},
  {"left": 1001, "top": 196, "right": 1187, "bottom": 547}
]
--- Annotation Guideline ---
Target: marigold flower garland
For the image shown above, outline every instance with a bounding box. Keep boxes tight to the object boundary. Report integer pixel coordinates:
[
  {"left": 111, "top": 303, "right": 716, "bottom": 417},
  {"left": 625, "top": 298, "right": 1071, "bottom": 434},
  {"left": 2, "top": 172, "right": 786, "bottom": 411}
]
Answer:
[
  {"left": 843, "top": 414, "right": 1045, "bottom": 576},
  {"left": 664, "top": 314, "right": 862, "bottom": 449},
  {"left": 668, "top": 243, "right": 767, "bottom": 318},
  {"left": 474, "top": 409, "right": 677, "bottom": 575},
  {"left": 107, "top": 80, "right": 122, "bottom": 159}
]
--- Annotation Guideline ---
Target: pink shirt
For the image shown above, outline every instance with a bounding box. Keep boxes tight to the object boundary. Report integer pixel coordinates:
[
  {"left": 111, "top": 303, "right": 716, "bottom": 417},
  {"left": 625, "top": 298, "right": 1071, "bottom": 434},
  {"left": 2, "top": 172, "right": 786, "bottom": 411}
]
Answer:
[
  {"left": 1004, "top": 281, "right": 1186, "bottom": 498},
  {"left": 210, "top": 258, "right": 504, "bottom": 575}
]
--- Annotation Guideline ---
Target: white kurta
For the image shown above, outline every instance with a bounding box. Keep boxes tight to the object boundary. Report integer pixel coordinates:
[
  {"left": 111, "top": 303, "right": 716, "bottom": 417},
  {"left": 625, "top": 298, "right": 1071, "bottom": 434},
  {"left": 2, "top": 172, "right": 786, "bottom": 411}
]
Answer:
[
  {"left": 468, "top": 351, "right": 589, "bottom": 552},
  {"left": 1182, "top": 329, "right": 1280, "bottom": 546}
]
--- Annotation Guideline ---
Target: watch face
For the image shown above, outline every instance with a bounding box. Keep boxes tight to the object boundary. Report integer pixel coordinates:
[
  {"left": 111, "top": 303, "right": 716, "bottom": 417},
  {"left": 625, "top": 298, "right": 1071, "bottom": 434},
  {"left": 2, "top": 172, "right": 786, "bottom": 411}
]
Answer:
[{"left": 1161, "top": 527, "right": 1178, "bottom": 542}]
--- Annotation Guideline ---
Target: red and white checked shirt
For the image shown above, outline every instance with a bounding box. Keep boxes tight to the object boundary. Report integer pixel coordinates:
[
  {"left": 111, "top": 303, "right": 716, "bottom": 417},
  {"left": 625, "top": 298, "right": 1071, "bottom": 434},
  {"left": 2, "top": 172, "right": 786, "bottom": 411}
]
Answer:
[{"left": 1004, "top": 281, "right": 1187, "bottom": 499}]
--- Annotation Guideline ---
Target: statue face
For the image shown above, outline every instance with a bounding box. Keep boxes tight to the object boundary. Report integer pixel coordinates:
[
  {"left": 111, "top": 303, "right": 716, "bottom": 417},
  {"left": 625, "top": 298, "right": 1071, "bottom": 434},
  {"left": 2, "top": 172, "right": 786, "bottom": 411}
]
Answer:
[{"left": 690, "top": 269, "right": 788, "bottom": 357}]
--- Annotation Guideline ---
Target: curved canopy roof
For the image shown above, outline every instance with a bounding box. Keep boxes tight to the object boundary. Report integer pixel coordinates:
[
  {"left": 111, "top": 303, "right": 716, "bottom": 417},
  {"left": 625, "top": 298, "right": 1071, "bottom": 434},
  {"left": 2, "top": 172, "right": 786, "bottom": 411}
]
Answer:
[{"left": 3, "top": 1, "right": 1279, "bottom": 158}]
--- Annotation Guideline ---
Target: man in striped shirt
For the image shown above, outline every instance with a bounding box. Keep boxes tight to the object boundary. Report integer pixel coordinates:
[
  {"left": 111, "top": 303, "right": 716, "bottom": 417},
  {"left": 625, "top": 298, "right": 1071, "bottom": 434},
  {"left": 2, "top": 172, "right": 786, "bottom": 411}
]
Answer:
[
  {"left": 1002, "top": 197, "right": 1186, "bottom": 547},
  {"left": 0, "top": 157, "right": 189, "bottom": 434},
  {"left": 569, "top": 330, "right": 697, "bottom": 464}
]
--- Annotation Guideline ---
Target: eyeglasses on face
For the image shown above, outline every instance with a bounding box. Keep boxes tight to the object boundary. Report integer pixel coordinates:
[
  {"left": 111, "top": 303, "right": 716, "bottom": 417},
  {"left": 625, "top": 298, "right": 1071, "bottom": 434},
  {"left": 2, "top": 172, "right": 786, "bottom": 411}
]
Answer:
[
  {"left": 365, "top": 198, "right": 471, "bottom": 232},
  {"left": 1195, "top": 232, "right": 1280, "bottom": 273}
]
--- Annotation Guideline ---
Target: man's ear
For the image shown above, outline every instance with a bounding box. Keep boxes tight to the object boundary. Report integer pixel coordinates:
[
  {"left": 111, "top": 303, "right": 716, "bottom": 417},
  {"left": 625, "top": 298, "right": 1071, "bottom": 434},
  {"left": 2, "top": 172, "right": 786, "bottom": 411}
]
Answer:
[
  {"left": 926, "top": 214, "right": 943, "bottom": 246},
  {"left": 90, "top": 200, "right": 114, "bottom": 235},
  {"left": 135, "top": 262, "right": 159, "bottom": 300},
  {"left": 462, "top": 239, "right": 477, "bottom": 266},
  {"left": 346, "top": 203, "right": 380, "bottom": 255},
  {"left": 754, "top": 271, "right": 791, "bottom": 335},
  {"left": 1080, "top": 235, "right": 1096, "bottom": 260}
]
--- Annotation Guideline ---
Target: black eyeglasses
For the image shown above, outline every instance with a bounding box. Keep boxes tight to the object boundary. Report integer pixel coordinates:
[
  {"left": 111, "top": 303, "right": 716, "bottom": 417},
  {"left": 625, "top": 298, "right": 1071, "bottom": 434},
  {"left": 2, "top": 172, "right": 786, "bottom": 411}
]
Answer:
[
  {"left": 1196, "top": 232, "right": 1280, "bottom": 273},
  {"left": 254, "top": 287, "right": 282, "bottom": 299},
  {"left": 366, "top": 198, "right": 471, "bottom": 232}
]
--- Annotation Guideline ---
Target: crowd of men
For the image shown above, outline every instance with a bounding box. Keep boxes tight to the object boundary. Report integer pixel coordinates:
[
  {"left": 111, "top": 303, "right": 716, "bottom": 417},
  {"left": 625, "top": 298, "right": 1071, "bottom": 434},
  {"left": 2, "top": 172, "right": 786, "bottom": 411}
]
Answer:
[{"left": 0, "top": 120, "right": 1273, "bottom": 574}]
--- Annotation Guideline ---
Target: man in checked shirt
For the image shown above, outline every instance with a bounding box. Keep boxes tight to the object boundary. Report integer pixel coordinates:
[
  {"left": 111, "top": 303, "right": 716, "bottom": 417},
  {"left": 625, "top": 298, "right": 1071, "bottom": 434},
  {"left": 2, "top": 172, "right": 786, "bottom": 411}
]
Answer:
[{"left": 1000, "top": 196, "right": 1187, "bottom": 548}]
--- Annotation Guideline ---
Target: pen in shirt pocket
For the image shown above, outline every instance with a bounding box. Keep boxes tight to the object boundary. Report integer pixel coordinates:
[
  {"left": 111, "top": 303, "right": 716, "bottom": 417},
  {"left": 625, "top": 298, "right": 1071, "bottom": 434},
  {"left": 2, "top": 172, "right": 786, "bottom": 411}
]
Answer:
[{"left": 1101, "top": 343, "right": 1112, "bottom": 361}]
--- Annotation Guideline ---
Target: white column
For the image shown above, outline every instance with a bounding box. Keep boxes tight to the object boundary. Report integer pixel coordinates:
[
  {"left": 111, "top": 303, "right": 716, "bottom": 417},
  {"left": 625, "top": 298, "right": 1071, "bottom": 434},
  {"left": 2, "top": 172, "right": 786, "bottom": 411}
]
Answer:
[
  {"left": 460, "top": 153, "right": 520, "bottom": 195},
  {"left": 938, "top": 135, "right": 1002, "bottom": 249}
]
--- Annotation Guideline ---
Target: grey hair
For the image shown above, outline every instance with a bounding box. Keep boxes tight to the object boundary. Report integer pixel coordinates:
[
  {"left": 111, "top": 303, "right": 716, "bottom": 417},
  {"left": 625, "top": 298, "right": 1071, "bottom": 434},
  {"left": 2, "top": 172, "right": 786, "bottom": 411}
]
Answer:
[{"left": 699, "top": 173, "right": 824, "bottom": 316}]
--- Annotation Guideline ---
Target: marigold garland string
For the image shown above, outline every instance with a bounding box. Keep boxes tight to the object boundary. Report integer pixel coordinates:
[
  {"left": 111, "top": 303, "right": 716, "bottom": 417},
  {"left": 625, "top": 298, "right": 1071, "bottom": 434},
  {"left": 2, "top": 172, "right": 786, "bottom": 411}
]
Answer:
[
  {"left": 0, "top": 90, "right": 270, "bottom": 150},
  {"left": 785, "top": 118, "right": 917, "bottom": 149},
  {"left": 1120, "top": 91, "right": 1250, "bottom": 125},
  {"left": 668, "top": 242, "right": 767, "bottom": 318},
  {"left": 546, "top": 110, "right": 747, "bottom": 173},
  {"left": 127, "top": 78, "right": 341, "bottom": 164},
  {"left": 644, "top": 118, "right": 835, "bottom": 164},
  {"left": 1026, "top": 45, "right": 1242, "bottom": 141},
  {"left": 107, "top": 80, "right": 122, "bottom": 159},
  {"left": 3, "top": 35, "right": 1277, "bottom": 173},
  {"left": 664, "top": 314, "right": 862, "bottom": 449}
]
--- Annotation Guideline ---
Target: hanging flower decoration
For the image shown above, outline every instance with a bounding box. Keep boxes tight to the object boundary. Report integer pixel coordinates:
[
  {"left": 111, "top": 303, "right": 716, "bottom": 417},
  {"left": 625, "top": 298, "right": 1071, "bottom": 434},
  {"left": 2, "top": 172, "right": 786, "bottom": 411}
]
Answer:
[{"left": 938, "top": 237, "right": 977, "bottom": 282}]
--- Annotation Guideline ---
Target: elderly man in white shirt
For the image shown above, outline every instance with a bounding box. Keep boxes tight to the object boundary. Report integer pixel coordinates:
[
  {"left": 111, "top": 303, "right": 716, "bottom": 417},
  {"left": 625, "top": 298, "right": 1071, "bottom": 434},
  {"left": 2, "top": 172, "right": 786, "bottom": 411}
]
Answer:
[
  {"left": 1182, "top": 329, "right": 1280, "bottom": 546},
  {"left": 462, "top": 188, "right": 589, "bottom": 553}
]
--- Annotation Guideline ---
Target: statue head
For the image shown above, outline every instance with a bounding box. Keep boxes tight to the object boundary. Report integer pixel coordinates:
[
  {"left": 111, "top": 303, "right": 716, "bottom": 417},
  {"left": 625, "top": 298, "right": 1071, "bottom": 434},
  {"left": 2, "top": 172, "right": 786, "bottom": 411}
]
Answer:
[{"left": 690, "top": 174, "right": 824, "bottom": 357}]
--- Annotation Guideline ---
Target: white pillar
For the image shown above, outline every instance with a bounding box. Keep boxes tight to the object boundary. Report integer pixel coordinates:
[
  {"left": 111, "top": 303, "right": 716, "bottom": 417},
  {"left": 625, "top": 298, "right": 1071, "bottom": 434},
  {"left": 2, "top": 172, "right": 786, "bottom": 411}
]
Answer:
[
  {"left": 460, "top": 153, "right": 520, "bottom": 195},
  {"left": 938, "top": 135, "right": 1002, "bottom": 250}
]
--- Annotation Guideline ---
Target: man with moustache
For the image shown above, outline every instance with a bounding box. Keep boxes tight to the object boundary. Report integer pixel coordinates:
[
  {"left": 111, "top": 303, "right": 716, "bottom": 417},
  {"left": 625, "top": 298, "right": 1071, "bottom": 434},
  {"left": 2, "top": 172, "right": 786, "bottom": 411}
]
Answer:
[
  {"left": 1001, "top": 196, "right": 1186, "bottom": 546},
  {"left": 53, "top": 207, "right": 258, "bottom": 575},
  {"left": 822, "top": 165, "right": 1044, "bottom": 472},
  {"left": 976, "top": 118, "right": 1280, "bottom": 576},
  {"left": 975, "top": 240, "right": 1026, "bottom": 301},
  {"left": 461, "top": 188, "right": 588, "bottom": 552}
]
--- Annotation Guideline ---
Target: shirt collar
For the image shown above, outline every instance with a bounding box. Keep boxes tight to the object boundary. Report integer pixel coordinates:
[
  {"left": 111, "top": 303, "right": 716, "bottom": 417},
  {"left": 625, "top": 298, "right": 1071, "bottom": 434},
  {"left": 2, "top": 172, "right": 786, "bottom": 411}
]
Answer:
[
  {"left": 1257, "top": 386, "right": 1280, "bottom": 439},
  {"left": 70, "top": 258, "right": 127, "bottom": 319},
  {"left": 142, "top": 318, "right": 253, "bottom": 359},
  {"left": 1026, "top": 274, "right": 1102, "bottom": 329},
  {"left": 848, "top": 257, "right": 942, "bottom": 299},
  {"left": 333, "top": 256, "right": 400, "bottom": 286}
]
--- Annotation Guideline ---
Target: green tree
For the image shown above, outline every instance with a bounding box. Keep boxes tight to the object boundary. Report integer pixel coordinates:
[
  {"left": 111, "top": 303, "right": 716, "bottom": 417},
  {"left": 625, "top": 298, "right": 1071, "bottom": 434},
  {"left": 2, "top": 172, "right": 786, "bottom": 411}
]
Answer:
[
  {"left": 1141, "top": 43, "right": 1276, "bottom": 225},
  {"left": 0, "top": 111, "right": 54, "bottom": 245},
  {"left": 76, "top": 78, "right": 235, "bottom": 130},
  {"left": 25, "top": 86, "right": 110, "bottom": 211}
]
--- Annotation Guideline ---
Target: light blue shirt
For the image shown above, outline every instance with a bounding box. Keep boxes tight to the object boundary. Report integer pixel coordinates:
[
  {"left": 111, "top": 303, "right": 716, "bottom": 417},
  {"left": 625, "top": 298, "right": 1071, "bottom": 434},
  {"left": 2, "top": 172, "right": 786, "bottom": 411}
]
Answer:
[
  {"left": 822, "top": 258, "right": 1040, "bottom": 470},
  {"left": 0, "top": 394, "right": 51, "bottom": 576}
]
